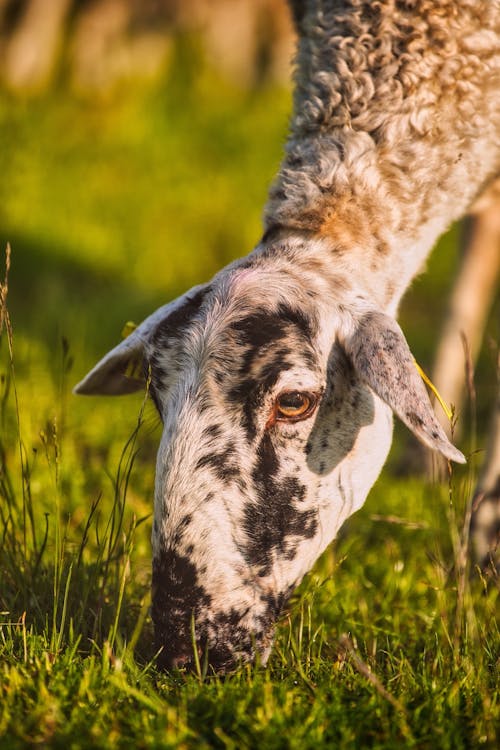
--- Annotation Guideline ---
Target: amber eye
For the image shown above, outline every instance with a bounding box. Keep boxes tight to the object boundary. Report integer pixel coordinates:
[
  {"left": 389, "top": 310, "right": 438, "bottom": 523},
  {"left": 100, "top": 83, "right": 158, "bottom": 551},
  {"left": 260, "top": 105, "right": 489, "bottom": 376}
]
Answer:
[{"left": 275, "top": 391, "right": 316, "bottom": 421}]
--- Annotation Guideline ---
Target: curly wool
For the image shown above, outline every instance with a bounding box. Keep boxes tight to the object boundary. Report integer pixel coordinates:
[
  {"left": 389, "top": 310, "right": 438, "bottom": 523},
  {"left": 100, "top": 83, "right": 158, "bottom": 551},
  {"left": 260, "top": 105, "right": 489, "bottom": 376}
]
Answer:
[{"left": 265, "top": 0, "right": 500, "bottom": 263}]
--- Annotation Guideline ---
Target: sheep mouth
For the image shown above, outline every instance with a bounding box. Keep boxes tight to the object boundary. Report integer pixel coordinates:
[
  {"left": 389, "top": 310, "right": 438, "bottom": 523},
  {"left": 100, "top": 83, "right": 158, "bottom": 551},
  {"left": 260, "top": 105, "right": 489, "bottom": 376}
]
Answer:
[{"left": 154, "top": 613, "right": 278, "bottom": 675}]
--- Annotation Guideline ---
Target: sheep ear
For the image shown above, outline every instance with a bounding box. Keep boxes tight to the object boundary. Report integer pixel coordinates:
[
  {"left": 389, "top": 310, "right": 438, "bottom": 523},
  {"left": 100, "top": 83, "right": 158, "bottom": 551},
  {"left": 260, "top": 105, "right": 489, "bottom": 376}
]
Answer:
[
  {"left": 344, "top": 311, "right": 466, "bottom": 464},
  {"left": 74, "top": 283, "right": 208, "bottom": 396},
  {"left": 73, "top": 330, "right": 146, "bottom": 396}
]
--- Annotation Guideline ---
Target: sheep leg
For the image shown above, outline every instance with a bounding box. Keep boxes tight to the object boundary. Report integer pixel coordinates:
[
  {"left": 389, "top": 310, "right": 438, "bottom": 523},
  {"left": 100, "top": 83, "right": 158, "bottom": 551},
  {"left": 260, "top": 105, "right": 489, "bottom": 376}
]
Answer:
[
  {"left": 426, "top": 182, "right": 500, "bottom": 482},
  {"left": 431, "top": 182, "right": 500, "bottom": 435}
]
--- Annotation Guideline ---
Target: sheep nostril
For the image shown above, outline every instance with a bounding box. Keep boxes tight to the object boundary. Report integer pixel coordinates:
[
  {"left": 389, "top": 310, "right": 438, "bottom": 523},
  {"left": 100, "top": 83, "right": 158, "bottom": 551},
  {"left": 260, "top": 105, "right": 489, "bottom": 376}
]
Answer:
[
  {"left": 156, "top": 649, "right": 194, "bottom": 671},
  {"left": 171, "top": 654, "right": 191, "bottom": 669}
]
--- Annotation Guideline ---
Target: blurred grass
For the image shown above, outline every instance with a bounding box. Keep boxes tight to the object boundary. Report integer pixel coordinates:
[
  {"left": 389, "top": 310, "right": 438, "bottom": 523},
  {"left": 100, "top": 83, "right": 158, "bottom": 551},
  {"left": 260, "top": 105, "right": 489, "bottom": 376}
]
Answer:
[
  {"left": 0, "top": 46, "right": 291, "bottom": 344},
  {"left": 0, "top": 40, "right": 292, "bottom": 470},
  {"left": 0, "top": 37, "right": 499, "bottom": 749}
]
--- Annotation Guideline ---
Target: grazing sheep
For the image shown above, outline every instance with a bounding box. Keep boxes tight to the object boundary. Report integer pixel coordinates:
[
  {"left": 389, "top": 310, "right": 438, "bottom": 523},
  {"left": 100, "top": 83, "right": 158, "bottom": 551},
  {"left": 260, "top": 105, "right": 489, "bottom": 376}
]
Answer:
[{"left": 75, "top": 0, "right": 500, "bottom": 672}]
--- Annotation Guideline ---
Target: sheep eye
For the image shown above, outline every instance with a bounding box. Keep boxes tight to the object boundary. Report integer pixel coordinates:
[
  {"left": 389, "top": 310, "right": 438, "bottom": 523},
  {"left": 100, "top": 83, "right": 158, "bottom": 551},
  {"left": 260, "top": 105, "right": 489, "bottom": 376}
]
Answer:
[{"left": 275, "top": 391, "right": 316, "bottom": 421}]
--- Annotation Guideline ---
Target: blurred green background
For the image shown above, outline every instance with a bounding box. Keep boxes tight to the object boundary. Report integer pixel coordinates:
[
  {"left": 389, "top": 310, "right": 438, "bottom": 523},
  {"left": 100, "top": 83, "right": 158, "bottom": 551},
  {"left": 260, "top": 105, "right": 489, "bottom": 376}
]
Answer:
[{"left": 0, "top": 0, "right": 497, "bottom": 479}]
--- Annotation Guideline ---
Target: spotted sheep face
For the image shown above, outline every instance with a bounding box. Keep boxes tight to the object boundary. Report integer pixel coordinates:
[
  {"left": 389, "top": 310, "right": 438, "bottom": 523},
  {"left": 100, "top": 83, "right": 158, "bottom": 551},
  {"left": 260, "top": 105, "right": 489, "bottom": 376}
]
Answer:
[{"left": 75, "top": 246, "right": 464, "bottom": 672}]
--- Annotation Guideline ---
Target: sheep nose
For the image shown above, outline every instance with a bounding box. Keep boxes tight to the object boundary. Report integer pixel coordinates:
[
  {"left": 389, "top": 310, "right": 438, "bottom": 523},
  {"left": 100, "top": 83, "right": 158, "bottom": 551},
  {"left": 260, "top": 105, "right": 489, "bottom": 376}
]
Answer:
[
  {"left": 168, "top": 652, "right": 195, "bottom": 671},
  {"left": 155, "top": 643, "right": 196, "bottom": 671},
  {"left": 155, "top": 634, "right": 242, "bottom": 674}
]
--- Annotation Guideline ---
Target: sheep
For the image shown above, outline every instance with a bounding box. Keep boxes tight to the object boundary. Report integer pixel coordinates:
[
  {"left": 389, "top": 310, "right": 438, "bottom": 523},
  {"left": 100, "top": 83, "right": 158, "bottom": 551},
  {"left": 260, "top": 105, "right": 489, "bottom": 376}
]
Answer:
[{"left": 75, "top": 0, "right": 500, "bottom": 672}]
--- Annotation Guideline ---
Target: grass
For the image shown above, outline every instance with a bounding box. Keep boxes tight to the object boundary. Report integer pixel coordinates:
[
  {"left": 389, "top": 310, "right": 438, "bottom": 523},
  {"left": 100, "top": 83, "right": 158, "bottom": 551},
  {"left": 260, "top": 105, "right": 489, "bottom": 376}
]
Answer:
[
  {"left": 0, "top": 44, "right": 499, "bottom": 748},
  {"left": 1, "top": 345, "right": 498, "bottom": 748}
]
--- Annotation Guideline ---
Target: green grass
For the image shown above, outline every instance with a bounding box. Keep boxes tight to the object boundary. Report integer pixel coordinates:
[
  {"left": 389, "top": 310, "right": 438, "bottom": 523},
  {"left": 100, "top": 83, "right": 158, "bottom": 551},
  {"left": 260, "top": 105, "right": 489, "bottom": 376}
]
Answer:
[
  {"left": 1, "top": 352, "right": 498, "bottom": 747},
  {"left": 0, "top": 46, "right": 499, "bottom": 748}
]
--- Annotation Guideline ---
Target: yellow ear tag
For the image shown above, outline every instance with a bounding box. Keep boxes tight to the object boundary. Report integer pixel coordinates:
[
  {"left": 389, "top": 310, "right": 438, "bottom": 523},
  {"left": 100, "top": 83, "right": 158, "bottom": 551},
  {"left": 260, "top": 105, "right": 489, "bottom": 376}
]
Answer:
[
  {"left": 413, "top": 359, "right": 453, "bottom": 421},
  {"left": 121, "top": 321, "right": 142, "bottom": 380},
  {"left": 121, "top": 321, "right": 137, "bottom": 339}
]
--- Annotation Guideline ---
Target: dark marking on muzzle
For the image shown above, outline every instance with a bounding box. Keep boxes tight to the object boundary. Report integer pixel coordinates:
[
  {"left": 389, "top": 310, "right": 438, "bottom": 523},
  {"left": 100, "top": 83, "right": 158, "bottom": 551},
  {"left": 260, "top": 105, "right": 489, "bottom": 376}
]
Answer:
[
  {"left": 152, "top": 549, "right": 212, "bottom": 670},
  {"left": 259, "top": 585, "right": 295, "bottom": 625}
]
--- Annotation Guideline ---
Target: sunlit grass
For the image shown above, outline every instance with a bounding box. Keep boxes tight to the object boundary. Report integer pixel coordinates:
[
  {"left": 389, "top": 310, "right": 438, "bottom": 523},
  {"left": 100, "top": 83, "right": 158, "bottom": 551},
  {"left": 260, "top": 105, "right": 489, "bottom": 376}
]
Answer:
[{"left": 2, "top": 267, "right": 499, "bottom": 746}]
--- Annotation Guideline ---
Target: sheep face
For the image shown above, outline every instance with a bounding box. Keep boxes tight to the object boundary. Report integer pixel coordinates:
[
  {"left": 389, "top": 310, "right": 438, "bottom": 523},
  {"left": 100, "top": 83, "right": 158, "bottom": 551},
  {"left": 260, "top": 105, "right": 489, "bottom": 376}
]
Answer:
[
  {"left": 75, "top": 244, "right": 463, "bottom": 673},
  {"left": 147, "top": 274, "right": 393, "bottom": 671}
]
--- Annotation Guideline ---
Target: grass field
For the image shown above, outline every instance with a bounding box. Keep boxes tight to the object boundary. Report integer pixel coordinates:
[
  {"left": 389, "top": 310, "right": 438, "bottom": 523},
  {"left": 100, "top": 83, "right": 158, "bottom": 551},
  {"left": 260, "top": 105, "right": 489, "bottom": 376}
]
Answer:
[{"left": 0, "top": 45, "right": 499, "bottom": 748}]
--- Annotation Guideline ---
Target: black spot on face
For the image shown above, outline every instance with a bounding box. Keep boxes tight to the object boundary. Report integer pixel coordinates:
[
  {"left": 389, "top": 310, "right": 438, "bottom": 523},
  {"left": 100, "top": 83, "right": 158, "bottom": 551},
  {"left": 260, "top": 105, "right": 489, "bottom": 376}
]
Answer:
[
  {"left": 228, "top": 376, "right": 264, "bottom": 442},
  {"left": 259, "top": 585, "right": 295, "bottom": 625},
  {"left": 255, "top": 430, "right": 279, "bottom": 478},
  {"left": 202, "top": 423, "right": 223, "bottom": 441},
  {"left": 147, "top": 287, "right": 211, "bottom": 410},
  {"left": 208, "top": 609, "right": 257, "bottom": 669},
  {"left": 153, "top": 551, "right": 264, "bottom": 672},
  {"left": 230, "top": 307, "right": 315, "bottom": 374},
  {"left": 243, "top": 432, "right": 317, "bottom": 575},
  {"left": 153, "top": 287, "right": 209, "bottom": 347},
  {"left": 152, "top": 549, "right": 212, "bottom": 670},
  {"left": 195, "top": 447, "right": 241, "bottom": 483},
  {"left": 259, "top": 349, "right": 294, "bottom": 390},
  {"left": 276, "top": 303, "right": 315, "bottom": 340},
  {"left": 226, "top": 308, "right": 318, "bottom": 441},
  {"left": 171, "top": 513, "right": 194, "bottom": 546},
  {"left": 231, "top": 310, "right": 288, "bottom": 350}
]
